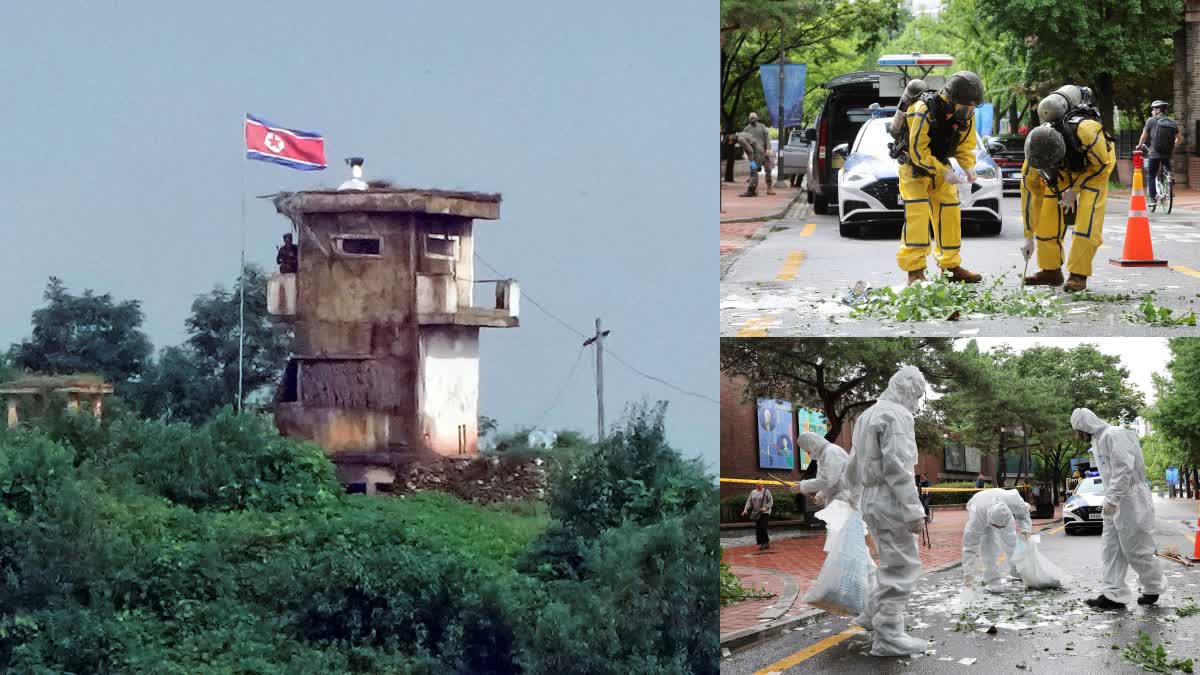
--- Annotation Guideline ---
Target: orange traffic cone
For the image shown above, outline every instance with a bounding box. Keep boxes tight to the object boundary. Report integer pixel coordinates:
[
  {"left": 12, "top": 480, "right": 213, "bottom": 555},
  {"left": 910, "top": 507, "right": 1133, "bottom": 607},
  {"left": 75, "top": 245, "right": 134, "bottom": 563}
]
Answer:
[
  {"left": 1110, "top": 150, "right": 1168, "bottom": 267},
  {"left": 1191, "top": 516, "right": 1200, "bottom": 563}
]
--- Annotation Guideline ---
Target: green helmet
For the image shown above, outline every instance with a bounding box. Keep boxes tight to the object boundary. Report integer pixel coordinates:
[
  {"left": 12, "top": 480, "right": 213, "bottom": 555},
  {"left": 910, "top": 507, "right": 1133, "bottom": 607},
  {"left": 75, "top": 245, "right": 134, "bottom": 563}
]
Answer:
[
  {"left": 1025, "top": 125, "right": 1066, "bottom": 170},
  {"left": 941, "top": 71, "right": 984, "bottom": 106}
]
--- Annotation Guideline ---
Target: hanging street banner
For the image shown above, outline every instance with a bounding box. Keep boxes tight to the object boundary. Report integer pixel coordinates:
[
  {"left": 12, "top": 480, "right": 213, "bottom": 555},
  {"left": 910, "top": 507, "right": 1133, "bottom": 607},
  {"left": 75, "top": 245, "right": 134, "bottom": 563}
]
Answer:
[{"left": 758, "top": 63, "right": 807, "bottom": 129}]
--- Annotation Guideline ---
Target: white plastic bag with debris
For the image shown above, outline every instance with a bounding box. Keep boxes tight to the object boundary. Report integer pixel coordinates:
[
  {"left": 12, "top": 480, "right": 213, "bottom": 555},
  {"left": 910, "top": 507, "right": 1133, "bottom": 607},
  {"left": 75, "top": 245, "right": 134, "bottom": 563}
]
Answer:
[
  {"left": 1010, "top": 536, "right": 1071, "bottom": 589},
  {"left": 803, "top": 508, "right": 877, "bottom": 616},
  {"left": 814, "top": 500, "right": 852, "bottom": 552}
]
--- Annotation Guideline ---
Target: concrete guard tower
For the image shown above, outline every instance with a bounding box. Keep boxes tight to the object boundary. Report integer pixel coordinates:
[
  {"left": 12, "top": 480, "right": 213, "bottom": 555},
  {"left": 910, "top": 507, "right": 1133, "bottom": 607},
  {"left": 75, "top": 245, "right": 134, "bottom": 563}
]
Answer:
[{"left": 267, "top": 170, "right": 519, "bottom": 494}]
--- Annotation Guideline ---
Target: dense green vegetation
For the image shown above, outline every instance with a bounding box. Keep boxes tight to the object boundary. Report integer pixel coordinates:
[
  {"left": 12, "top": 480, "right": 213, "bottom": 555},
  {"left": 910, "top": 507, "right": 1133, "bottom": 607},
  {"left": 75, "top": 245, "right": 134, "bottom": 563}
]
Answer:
[{"left": 0, "top": 403, "right": 718, "bottom": 674}]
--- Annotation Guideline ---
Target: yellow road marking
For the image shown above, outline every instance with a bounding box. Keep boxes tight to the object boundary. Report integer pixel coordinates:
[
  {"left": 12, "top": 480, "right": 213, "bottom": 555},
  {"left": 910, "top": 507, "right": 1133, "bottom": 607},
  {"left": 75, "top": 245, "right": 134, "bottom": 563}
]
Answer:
[
  {"left": 754, "top": 626, "right": 865, "bottom": 674},
  {"left": 736, "top": 315, "right": 777, "bottom": 337},
  {"left": 800, "top": 222, "right": 817, "bottom": 237},
  {"left": 776, "top": 251, "right": 806, "bottom": 281},
  {"left": 1171, "top": 265, "right": 1200, "bottom": 279}
]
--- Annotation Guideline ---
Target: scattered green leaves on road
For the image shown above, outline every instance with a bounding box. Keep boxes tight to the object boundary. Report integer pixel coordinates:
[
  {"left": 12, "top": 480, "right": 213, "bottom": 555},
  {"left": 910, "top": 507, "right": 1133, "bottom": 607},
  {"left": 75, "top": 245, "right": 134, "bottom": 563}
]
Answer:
[
  {"left": 721, "top": 561, "right": 773, "bottom": 606},
  {"left": 1122, "top": 632, "right": 1195, "bottom": 673},
  {"left": 1176, "top": 604, "right": 1200, "bottom": 618},
  {"left": 1125, "top": 297, "right": 1198, "bottom": 327},
  {"left": 1069, "top": 291, "right": 1137, "bottom": 303},
  {"left": 849, "top": 272, "right": 1063, "bottom": 322}
]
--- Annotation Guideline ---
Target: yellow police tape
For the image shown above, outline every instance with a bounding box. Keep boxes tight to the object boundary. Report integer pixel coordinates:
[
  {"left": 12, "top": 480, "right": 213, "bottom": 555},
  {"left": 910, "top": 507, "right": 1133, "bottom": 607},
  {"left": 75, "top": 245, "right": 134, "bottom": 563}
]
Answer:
[{"left": 719, "top": 477, "right": 1030, "bottom": 492}]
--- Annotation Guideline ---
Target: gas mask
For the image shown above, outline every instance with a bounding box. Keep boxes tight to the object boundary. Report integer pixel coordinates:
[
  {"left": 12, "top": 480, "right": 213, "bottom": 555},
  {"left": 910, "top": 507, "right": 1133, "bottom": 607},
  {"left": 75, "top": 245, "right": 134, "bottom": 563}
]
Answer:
[{"left": 953, "top": 106, "right": 974, "bottom": 123}]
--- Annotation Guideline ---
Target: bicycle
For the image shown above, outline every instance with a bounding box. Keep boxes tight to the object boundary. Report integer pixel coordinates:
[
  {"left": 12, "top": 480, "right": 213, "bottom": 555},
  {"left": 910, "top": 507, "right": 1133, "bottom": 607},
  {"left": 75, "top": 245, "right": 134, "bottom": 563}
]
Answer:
[{"left": 1140, "top": 145, "right": 1175, "bottom": 214}]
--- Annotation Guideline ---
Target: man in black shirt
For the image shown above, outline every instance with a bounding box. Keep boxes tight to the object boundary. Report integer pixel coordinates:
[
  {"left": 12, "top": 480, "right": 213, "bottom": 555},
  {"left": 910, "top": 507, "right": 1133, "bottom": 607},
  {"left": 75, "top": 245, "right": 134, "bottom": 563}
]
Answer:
[
  {"left": 277, "top": 233, "right": 298, "bottom": 274},
  {"left": 1139, "top": 100, "right": 1183, "bottom": 203}
]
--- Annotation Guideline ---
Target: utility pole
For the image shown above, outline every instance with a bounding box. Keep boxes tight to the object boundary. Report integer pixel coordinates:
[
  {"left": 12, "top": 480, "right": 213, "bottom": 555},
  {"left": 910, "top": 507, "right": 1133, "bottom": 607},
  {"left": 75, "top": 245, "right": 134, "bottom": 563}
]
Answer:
[
  {"left": 776, "top": 19, "right": 786, "bottom": 188},
  {"left": 583, "top": 318, "right": 610, "bottom": 440}
]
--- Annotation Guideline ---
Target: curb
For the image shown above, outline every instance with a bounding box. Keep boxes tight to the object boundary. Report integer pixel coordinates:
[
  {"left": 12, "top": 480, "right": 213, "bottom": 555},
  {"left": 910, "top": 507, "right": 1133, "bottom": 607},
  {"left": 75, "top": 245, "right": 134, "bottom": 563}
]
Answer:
[
  {"left": 719, "top": 554, "right": 964, "bottom": 653},
  {"left": 719, "top": 187, "right": 811, "bottom": 281}
]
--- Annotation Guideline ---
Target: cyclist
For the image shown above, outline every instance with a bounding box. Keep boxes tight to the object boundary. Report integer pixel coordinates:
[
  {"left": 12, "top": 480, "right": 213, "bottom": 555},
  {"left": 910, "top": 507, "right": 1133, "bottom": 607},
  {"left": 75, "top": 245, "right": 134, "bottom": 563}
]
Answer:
[{"left": 1138, "top": 100, "right": 1182, "bottom": 205}]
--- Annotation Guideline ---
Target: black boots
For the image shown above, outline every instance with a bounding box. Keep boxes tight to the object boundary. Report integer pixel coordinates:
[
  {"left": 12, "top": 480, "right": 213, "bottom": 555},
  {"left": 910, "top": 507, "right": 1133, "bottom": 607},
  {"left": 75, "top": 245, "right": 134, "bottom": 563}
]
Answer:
[
  {"left": 1137, "top": 594, "right": 1160, "bottom": 605},
  {"left": 1085, "top": 595, "right": 1126, "bottom": 610}
]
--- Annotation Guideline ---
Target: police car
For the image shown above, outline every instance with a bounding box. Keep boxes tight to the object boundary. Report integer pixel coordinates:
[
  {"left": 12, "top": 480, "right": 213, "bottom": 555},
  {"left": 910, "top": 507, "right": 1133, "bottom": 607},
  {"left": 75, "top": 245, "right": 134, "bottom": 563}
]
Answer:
[
  {"left": 1062, "top": 476, "right": 1105, "bottom": 535},
  {"left": 834, "top": 115, "right": 1003, "bottom": 238}
]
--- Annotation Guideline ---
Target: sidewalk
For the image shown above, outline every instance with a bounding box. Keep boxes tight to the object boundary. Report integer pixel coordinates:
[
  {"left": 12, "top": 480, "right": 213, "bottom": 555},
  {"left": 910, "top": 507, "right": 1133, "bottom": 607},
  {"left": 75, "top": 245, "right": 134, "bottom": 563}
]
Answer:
[
  {"left": 720, "top": 505, "right": 1063, "bottom": 645},
  {"left": 719, "top": 164, "right": 804, "bottom": 264},
  {"left": 1108, "top": 183, "right": 1200, "bottom": 211}
]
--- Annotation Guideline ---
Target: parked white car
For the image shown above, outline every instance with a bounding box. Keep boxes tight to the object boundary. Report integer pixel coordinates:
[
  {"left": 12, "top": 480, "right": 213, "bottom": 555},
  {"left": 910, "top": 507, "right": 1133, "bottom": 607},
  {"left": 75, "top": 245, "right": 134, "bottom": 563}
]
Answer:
[{"left": 834, "top": 116, "right": 1003, "bottom": 238}]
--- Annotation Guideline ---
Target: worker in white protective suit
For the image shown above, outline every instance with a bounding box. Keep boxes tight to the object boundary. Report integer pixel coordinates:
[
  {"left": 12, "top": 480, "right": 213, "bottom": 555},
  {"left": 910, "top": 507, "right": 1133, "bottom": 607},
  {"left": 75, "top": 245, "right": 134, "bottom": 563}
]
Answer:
[
  {"left": 961, "top": 488, "right": 1033, "bottom": 592},
  {"left": 1072, "top": 408, "right": 1166, "bottom": 609},
  {"left": 792, "top": 431, "right": 850, "bottom": 505},
  {"left": 843, "top": 366, "right": 930, "bottom": 657}
]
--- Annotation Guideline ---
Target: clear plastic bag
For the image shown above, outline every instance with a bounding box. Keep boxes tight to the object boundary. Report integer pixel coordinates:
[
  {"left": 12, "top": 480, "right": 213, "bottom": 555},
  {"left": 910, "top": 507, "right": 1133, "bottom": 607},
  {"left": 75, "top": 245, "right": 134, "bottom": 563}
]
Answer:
[
  {"left": 1010, "top": 536, "right": 1072, "bottom": 589},
  {"left": 803, "top": 509, "right": 877, "bottom": 616}
]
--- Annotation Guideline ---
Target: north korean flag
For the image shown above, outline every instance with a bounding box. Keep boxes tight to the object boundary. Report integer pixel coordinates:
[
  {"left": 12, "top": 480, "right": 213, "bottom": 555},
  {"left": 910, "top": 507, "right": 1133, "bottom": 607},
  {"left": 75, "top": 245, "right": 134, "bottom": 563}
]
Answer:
[{"left": 245, "top": 114, "right": 326, "bottom": 171}]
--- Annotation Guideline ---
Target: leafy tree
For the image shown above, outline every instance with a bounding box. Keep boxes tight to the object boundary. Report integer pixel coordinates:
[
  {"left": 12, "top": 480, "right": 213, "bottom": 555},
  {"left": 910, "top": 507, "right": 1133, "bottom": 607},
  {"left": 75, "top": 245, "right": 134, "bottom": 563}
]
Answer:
[
  {"left": 1151, "top": 338, "right": 1200, "bottom": 463},
  {"left": 129, "top": 265, "right": 292, "bottom": 422},
  {"left": 720, "top": 337, "right": 960, "bottom": 442},
  {"left": 7, "top": 277, "right": 153, "bottom": 387},
  {"left": 976, "top": 0, "right": 1180, "bottom": 133},
  {"left": 935, "top": 342, "right": 1144, "bottom": 499},
  {"left": 720, "top": 0, "right": 900, "bottom": 180}
]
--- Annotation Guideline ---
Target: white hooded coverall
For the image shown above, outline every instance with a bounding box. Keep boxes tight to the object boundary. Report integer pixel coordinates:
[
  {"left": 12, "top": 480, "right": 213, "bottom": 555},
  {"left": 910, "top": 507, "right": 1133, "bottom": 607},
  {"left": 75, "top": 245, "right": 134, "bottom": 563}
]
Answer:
[
  {"left": 961, "top": 488, "right": 1032, "bottom": 589},
  {"left": 843, "top": 366, "right": 929, "bottom": 656},
  {"left": 1072, "top": 408, "right": 1165, "bottom": 604},
  {"left": 794, "top": 431, "right": 850, "bottom": 505}
]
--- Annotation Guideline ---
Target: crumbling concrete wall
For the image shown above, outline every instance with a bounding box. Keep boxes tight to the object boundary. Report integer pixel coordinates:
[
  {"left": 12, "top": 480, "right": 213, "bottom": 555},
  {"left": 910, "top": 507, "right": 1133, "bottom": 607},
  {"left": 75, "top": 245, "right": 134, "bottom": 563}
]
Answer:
[
  {"left": 275, "top": 403, "right": 389, "bottom": 453},
  {"left": 418, "top": 327, "right": 480, "bottom": 457}
]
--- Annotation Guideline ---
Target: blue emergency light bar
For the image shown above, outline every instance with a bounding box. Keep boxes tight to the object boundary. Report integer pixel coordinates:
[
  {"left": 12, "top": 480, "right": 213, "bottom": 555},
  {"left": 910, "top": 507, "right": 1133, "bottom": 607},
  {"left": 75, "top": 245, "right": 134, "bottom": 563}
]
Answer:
[{"left": 878, "top": 53, "right": 955, "bottom": 67}]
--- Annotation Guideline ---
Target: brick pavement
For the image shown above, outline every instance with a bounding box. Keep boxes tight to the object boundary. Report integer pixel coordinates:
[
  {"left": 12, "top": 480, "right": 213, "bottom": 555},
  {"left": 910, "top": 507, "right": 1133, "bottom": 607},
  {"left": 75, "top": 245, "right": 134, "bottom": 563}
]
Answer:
[
  {"left": 720, "top": 566, "right": 787, "bottom": 636},
  {"left": 719, "top": 506, "right": 1063, "bottom": 639},
  {"left": 720, "top": 221, "right": 763, "bottom": 256},
  {"left": 719, "top": 162, "right": 802, "bottom": 223}
]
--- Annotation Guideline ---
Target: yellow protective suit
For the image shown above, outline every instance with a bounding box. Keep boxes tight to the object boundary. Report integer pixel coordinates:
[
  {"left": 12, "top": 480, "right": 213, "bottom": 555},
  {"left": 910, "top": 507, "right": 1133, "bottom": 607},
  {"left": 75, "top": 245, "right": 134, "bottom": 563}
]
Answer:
[
  {"left": 1061, "top": 119, "right": 1115, "bottom": 277},
  {"left": 897, "top": 96, "right": 977, "bottom": 272},
  {"left": 1019, "top": 160, "right": 1070, "bottom": 272}
]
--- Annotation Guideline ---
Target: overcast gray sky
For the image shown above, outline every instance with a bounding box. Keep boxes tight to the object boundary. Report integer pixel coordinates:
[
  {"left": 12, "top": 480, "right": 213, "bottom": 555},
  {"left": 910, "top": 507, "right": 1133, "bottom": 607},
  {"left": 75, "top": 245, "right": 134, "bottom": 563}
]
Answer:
[{"left": 0, "top": 2, "right": 717, "bottom": 469}]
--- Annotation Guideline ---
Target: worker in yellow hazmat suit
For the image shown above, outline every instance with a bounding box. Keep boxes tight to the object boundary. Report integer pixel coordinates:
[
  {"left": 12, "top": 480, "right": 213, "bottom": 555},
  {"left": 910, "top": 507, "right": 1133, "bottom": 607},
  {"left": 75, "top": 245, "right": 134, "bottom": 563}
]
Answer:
[
  {"left": 1022, "top": 88, "right": 1116, "bottom": 292},
  {"left": 896, "top": 71, "right": 985, "bottom": 285}
]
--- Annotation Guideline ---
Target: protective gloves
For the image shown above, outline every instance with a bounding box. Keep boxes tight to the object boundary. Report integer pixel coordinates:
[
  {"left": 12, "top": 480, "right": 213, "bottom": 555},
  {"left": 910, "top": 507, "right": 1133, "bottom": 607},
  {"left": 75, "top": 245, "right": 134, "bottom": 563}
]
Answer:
[
  {"left": 749, "top": 161, "right": 759, "bottom": 172},
  {"left": 1020, "top": 237, "right": 1034, "bottom": 261},
  {"left": 1059, "top": 188, "right": 1079, "bottom": 213},
  {"left": 943, "top": 170, "right": 961, "bottom": 185},
  {"left": 909, "top": 519, "right": 925, "bottom": 535},
  {"left": 1020, "top": 531, "right": 1032, "bottom": 541},
  {"left": 1102, "top": 501, "right": 1119, "bottom": 517},
  {"left": 965, "top": 167, "right": 977, "bottom": 184},
  {"left": 964, "top": 574, "right": 976, "bottom": 588}
]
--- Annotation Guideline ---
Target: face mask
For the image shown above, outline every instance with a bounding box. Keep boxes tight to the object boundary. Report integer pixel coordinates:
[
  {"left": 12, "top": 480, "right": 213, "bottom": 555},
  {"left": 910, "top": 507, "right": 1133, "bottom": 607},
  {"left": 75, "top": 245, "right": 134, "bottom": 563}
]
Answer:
[
  {"left": 954, "top": 107, "right": 973, "bottom": 123},
  {"left": 750, "top": 120, "right": 758, "bottom": 126}
]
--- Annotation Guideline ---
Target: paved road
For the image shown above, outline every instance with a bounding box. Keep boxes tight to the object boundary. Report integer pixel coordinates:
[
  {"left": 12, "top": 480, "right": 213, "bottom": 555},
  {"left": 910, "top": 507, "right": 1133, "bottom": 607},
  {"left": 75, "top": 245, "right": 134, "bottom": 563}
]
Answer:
[
  {"left": 721, "top": 496, "right": 1200, "bottom": 674},
  {"left": 720, "top": 193, "right": 1200, "bottom": 337}
]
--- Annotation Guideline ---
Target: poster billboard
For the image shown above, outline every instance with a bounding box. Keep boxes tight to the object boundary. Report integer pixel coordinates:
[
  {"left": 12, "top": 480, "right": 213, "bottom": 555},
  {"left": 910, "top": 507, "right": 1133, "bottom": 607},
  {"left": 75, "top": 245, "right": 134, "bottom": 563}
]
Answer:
[
  {"left": 757, "top": 399, "right": 795, "bottom": 470},
  {"left": 944, "top": 443, "right": 982, "bottom": 473}
]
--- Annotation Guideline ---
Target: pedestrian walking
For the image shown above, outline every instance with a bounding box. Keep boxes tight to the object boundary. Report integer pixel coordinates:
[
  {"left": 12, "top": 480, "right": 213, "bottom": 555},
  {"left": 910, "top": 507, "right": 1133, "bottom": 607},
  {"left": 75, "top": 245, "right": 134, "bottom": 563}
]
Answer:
[
  {"left": 975, "top": 473, "right": 986, "bottom": 489},
  {"left": 743, "top": 112, "right": 775, "bottom": 195},
  {"left": 742, "top": 481, "right": 774, "bottom": 550},
  {"left": 842, "top": 366, "right": 929, "bottom": 656},
  {"left": 895, "top": 71, "right": 985, "bottom": 286},
  {"left": 1072, "top": 408, "right": 1165, "bottom": 610}
]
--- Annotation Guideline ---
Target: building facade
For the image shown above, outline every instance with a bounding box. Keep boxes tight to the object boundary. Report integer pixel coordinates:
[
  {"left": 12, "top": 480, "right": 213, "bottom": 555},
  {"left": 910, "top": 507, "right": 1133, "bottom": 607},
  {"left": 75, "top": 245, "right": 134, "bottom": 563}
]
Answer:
[{"left": 268, "top": 187, "right": 519, "bottom": 493}]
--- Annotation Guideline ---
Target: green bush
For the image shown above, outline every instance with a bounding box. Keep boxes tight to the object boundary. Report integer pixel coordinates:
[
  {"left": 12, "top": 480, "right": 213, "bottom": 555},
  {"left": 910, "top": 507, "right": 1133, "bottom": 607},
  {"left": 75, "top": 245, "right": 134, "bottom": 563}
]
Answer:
[
  {"left": 0, "top": 403, "right": 718, "bottom": 673},
  {"left": 925, "top": 481, "right": 979, "bottom": 505}
]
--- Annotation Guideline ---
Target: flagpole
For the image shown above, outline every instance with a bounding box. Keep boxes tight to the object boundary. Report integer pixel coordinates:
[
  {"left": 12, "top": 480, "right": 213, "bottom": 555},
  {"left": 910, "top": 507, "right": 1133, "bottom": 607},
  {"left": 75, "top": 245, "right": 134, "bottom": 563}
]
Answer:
[{"left": 237, "top": 116, "right": 246, "bottom": 414}]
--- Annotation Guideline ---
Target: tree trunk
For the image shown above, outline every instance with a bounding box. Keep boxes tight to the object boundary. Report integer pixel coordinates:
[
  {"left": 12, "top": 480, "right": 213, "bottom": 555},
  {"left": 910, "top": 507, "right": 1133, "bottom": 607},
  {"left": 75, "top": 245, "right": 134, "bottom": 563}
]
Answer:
[
  {"left": 1096, "top": 72, "right": 1115, "bottom": 134},
  {"left": 1008, "top": 102, "right": 1019, "bottom": 135},
  {"left": 1193, "top": 466, "right": 1200, "bottom": 499},
  {"left": 995, "top": 444, "right": 1006, "bottom": 488},
  {"left": 724, "top": 156, "right": 736, "bottom": 183}
]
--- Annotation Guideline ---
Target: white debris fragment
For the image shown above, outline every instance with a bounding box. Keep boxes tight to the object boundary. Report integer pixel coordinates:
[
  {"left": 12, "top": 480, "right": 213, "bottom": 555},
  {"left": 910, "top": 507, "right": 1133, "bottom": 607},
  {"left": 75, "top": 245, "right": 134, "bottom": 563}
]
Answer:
[
  {"left": 721, "top": 648, "right": 732, "bottom": 658},
  {"left": 959, "top": 657, "right": 977, "bottom": 665}
]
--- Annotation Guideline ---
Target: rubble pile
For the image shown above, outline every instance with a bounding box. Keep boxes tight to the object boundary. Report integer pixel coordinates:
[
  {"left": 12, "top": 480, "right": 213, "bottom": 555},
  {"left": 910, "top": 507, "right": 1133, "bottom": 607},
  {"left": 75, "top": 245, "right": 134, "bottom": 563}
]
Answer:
[{"left": 391, "top": 454, "right": 549, "bottom": 504}]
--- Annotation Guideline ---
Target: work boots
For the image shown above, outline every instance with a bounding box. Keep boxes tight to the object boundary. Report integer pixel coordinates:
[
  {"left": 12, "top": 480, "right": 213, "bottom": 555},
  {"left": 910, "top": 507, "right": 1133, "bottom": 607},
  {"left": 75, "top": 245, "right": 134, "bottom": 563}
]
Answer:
[
  {"left": 869, "top": 609, "right": 928, "bottom": 657},
  {"left": 1138, "top": 594, "right": 1160, "bottom": 605},
  {"left": 945, "top": 266, "right": 982, "bottom": 283},
  {"left": 907, "top": 269, "right": 927, "bottom": 286},
  {"left": 739, "top": 189, "right": 757, "bottom": 197},
  {"left": 1064, "top": 274, "right": 1088, "bottom": 292},
  {"left": 766, "top": 179, "right": 776, "bottom": 195},
  {"left": 1024, "top": 268, "right": 1064, "bottom": 286},
  {"left": 1085, "top": 595, "right": 1126, "bottom": 610}
]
